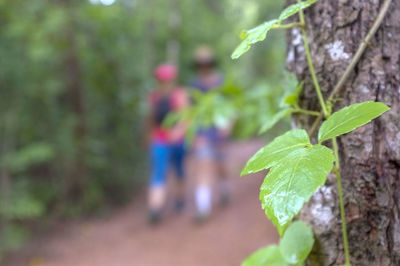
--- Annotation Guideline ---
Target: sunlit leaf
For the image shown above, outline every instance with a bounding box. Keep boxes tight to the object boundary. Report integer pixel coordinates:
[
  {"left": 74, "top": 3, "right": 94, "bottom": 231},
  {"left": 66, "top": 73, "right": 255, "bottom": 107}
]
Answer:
[
  {"left": 241, "top": 129, "right": 310, "bottom": 176},
  {"left": 260, "top": 144, "right": 334, "bottom": 235},
  {"left": 279, "top": 221, "right": 314, "bottom": 264},
  {"left": 318, "top": 101, "right": 390, "bottom": 143},
  {"left": 242, "top": 245, "right": 288, "bottom": 266},
  {"left": 278, "top": 0, "right": 319, "bottom": 22},
  {"left": 258, "top": 108, "right": 293, "bottom": 134},
  {"left": 231, "top": 19, "right": 279, "bottom": 59}
]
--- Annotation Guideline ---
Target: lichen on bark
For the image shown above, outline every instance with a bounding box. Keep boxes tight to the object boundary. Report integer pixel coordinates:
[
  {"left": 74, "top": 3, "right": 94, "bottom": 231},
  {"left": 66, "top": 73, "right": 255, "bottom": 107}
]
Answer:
[{"left": 286, "top": 0, "right": 400, "bottom": 265}]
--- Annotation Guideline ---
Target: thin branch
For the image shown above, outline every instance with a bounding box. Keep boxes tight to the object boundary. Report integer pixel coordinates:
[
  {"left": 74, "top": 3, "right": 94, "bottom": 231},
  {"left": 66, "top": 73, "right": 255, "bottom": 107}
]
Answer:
[
  {"left": 293, "top": 108, "right": 320, "bottom": 116},
  {"left": 298, "top": 6, "right": 329, "bottom": 117},
  {"left": 308, "top": 115, "right": 323, "bottom": 137},
  {"left": 327, "top": 0, "right": 392, "bottom": 102},
  {"left": 307, "top": 0, "right": 393, "bottom": 137},
  {"left": 332, "top": 138, "right": 351, "bottom": 266},
  {"left": 272, "top": 22, "right": 304, "bottom": 30}
]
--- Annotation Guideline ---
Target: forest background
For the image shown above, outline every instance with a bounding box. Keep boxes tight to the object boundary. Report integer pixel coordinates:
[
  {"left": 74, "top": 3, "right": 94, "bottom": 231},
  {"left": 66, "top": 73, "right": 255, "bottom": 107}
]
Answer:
[{"left": 0, "top": 0, "right": 290, "bottom": 257}]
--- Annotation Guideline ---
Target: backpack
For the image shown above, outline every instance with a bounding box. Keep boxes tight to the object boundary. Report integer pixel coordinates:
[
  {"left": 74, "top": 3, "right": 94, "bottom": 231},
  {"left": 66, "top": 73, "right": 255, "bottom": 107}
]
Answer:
[{"left": 153, "top": 94, "right": 172, "bottom": 126}]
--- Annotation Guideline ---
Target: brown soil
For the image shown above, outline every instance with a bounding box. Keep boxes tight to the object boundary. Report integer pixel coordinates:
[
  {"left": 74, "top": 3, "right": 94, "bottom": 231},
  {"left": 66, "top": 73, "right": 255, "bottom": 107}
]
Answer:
[{"left": 3, "top": 140, "right": 278, "bottom": 266}]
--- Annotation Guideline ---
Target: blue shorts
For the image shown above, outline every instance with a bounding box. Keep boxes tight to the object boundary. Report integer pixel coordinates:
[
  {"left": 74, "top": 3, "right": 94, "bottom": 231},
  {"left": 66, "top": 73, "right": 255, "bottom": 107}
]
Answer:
[{"left": 149, "top": 142, "right": 186, "bottom": 187}]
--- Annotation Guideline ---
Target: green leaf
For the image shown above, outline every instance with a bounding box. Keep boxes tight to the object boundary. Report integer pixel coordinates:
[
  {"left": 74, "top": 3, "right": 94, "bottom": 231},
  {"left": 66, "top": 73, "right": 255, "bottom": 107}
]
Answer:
[
  {"left": 278, "top": 0, "right": 319, "bottom": 22},
  {"left": 284, "top": 81, "right": 303, "bottom": 107},
  {"left": 231, "top": 19, "right": 279, "bottom": 59},
  {"left": 231, "top": 0, "right": 320, "bottom": 59},
  {"left": 163, "top": 112, "right": 181, "bottom": 128},
  {"left": 258, "top": 108, "right": 293, "bottom": 134},
  {"left": 280, "top": 221, "right": 314, "bottom": 264},
  {"left": 279, "top": 72, "right": 300, "bottom": 108},
  {"left": 241, "top": 129, "right": 310, "bottom": 176},
  {"left": 318, "top": 101, "right": 390, "bottom": 143},
  {"left": 260, "top": 144, "right": 334, "bottom": 235},
  {"left": 213, "top": 100, "right": 235, "bottom": 129},
  {"left": 242, "top": 245, "right": 288, "bottom": 266}
]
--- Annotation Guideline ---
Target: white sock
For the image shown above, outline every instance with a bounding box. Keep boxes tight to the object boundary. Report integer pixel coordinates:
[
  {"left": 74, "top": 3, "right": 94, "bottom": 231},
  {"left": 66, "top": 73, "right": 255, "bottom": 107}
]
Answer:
[{"left": 195, "top": 185, "right": 212, "bottom": 215}]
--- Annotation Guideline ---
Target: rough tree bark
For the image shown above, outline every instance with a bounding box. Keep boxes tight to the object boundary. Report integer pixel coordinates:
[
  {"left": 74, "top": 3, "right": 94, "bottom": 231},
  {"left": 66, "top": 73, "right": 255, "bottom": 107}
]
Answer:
[{"left": 286, "top": 0, "right": 400, "bottom": 265}]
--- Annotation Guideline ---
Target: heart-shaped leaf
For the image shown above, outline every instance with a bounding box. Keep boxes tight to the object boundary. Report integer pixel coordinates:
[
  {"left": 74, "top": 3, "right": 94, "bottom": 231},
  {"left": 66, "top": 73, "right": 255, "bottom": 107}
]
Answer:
[
  {"left": 260, "top": 144, "right": 334, "bottom": 235},
  {"left": 241, "top": 129, "right": 310, "bottom": 176},
  {"left": 318, "top": 101, "right": 390, "bottom": 143}
]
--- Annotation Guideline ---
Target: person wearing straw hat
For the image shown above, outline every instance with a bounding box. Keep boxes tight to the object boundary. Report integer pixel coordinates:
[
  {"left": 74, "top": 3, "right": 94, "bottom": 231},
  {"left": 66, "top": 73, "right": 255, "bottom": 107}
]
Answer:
[{"left": 190, "top": 46, "right": 231, "bottom": 222}]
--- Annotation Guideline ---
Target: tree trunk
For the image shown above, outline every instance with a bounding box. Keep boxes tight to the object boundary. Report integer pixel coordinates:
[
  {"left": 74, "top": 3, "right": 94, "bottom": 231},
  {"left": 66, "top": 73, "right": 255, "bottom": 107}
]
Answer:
[
  {"left": 62, "top": 0, "right": 87, "bottom": 201},
  {"left": 286, "top": 0, "right": 400, "bottom": 265}
]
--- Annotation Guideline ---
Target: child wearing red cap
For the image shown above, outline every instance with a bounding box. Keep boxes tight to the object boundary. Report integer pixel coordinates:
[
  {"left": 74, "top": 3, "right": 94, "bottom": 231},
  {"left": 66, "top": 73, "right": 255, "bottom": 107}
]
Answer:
[{"left": 145, "top": 64, "right": 188, "bottom": 224}]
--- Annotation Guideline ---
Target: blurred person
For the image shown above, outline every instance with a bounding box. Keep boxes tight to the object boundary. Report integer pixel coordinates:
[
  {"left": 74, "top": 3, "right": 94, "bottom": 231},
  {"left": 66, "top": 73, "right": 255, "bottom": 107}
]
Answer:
[
  {"left": 145, "top": 63, "right": 188, "bottom": 224},
  {"left": 190, "top": 46, "right": 231, "bottom": 222}
]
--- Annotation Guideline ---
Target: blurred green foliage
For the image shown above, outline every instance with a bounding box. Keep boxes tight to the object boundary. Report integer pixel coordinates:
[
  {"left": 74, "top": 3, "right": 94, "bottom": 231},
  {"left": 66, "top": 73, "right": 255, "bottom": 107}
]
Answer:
[
  {"left": 166, "top": 74, "right": 297, "bottom": 143},
  {"left": 0, "top": 0, "right": 287, "bottom": 257}
]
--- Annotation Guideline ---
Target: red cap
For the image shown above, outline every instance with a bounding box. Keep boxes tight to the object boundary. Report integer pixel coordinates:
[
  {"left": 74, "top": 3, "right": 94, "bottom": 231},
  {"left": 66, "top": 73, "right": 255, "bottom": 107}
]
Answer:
[{"left": 154, "top": 64, "right": 177, "bottom": 81}]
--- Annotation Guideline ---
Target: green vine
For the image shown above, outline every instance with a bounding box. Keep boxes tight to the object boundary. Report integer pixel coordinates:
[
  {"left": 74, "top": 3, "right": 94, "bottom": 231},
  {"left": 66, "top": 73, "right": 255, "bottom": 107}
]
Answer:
[
  {"left": 232, "top": 0, "right": 392, "bottom": 265},
  {"left": 298, "top": 4, "right": 329, "bottom": 118},
  {"left": 308, "top": 0, "right": 393, "bottom": 137},
  {"left": 332, "top": 137, "right": 350, "bottom": 266}
]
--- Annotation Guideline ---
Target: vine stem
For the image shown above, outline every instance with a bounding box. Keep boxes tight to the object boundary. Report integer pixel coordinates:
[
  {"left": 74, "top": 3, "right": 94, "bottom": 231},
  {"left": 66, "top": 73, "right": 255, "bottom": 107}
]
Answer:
[
  {"left": 293, "top": 108, "right": 320, "bottom": 116},
  {"left": 327, "top": 0, "right": 392, "bottom": 103},
  {"left": 272, "top": 22, "right": 304, "bottom": 30},
  {"left": 332, "top": 137, "right": 351, "bottom": 266},
  {"left": 298, "top": 5, "right": 329, "bottom": 118},
  {"left": 298, "top": 1, "right": 352, "bottom": 264},
  {"left": 307, "top": 0, "right": 393, "bottom": 137}
]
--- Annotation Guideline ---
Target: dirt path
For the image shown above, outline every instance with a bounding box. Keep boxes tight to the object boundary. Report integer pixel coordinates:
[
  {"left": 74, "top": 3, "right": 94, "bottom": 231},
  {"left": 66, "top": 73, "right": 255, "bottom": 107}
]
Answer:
[{"left": 3, "top": 140, "right": 278, "bottom": 266}]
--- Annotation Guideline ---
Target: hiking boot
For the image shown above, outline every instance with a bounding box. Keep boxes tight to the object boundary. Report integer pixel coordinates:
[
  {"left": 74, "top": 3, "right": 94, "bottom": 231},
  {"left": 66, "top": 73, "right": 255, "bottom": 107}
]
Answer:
[
  {"left": 175, "top": 198, "right": 185, "bottom": 214},
  {"left": 148, "top": 210, "right": 162, "bottom": 225},
  {"left": 219, "top": 190, "right": 231, "bottom": 207},
  {"left": 193, "top": 212, "right": 210, "bottom": 225}
]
